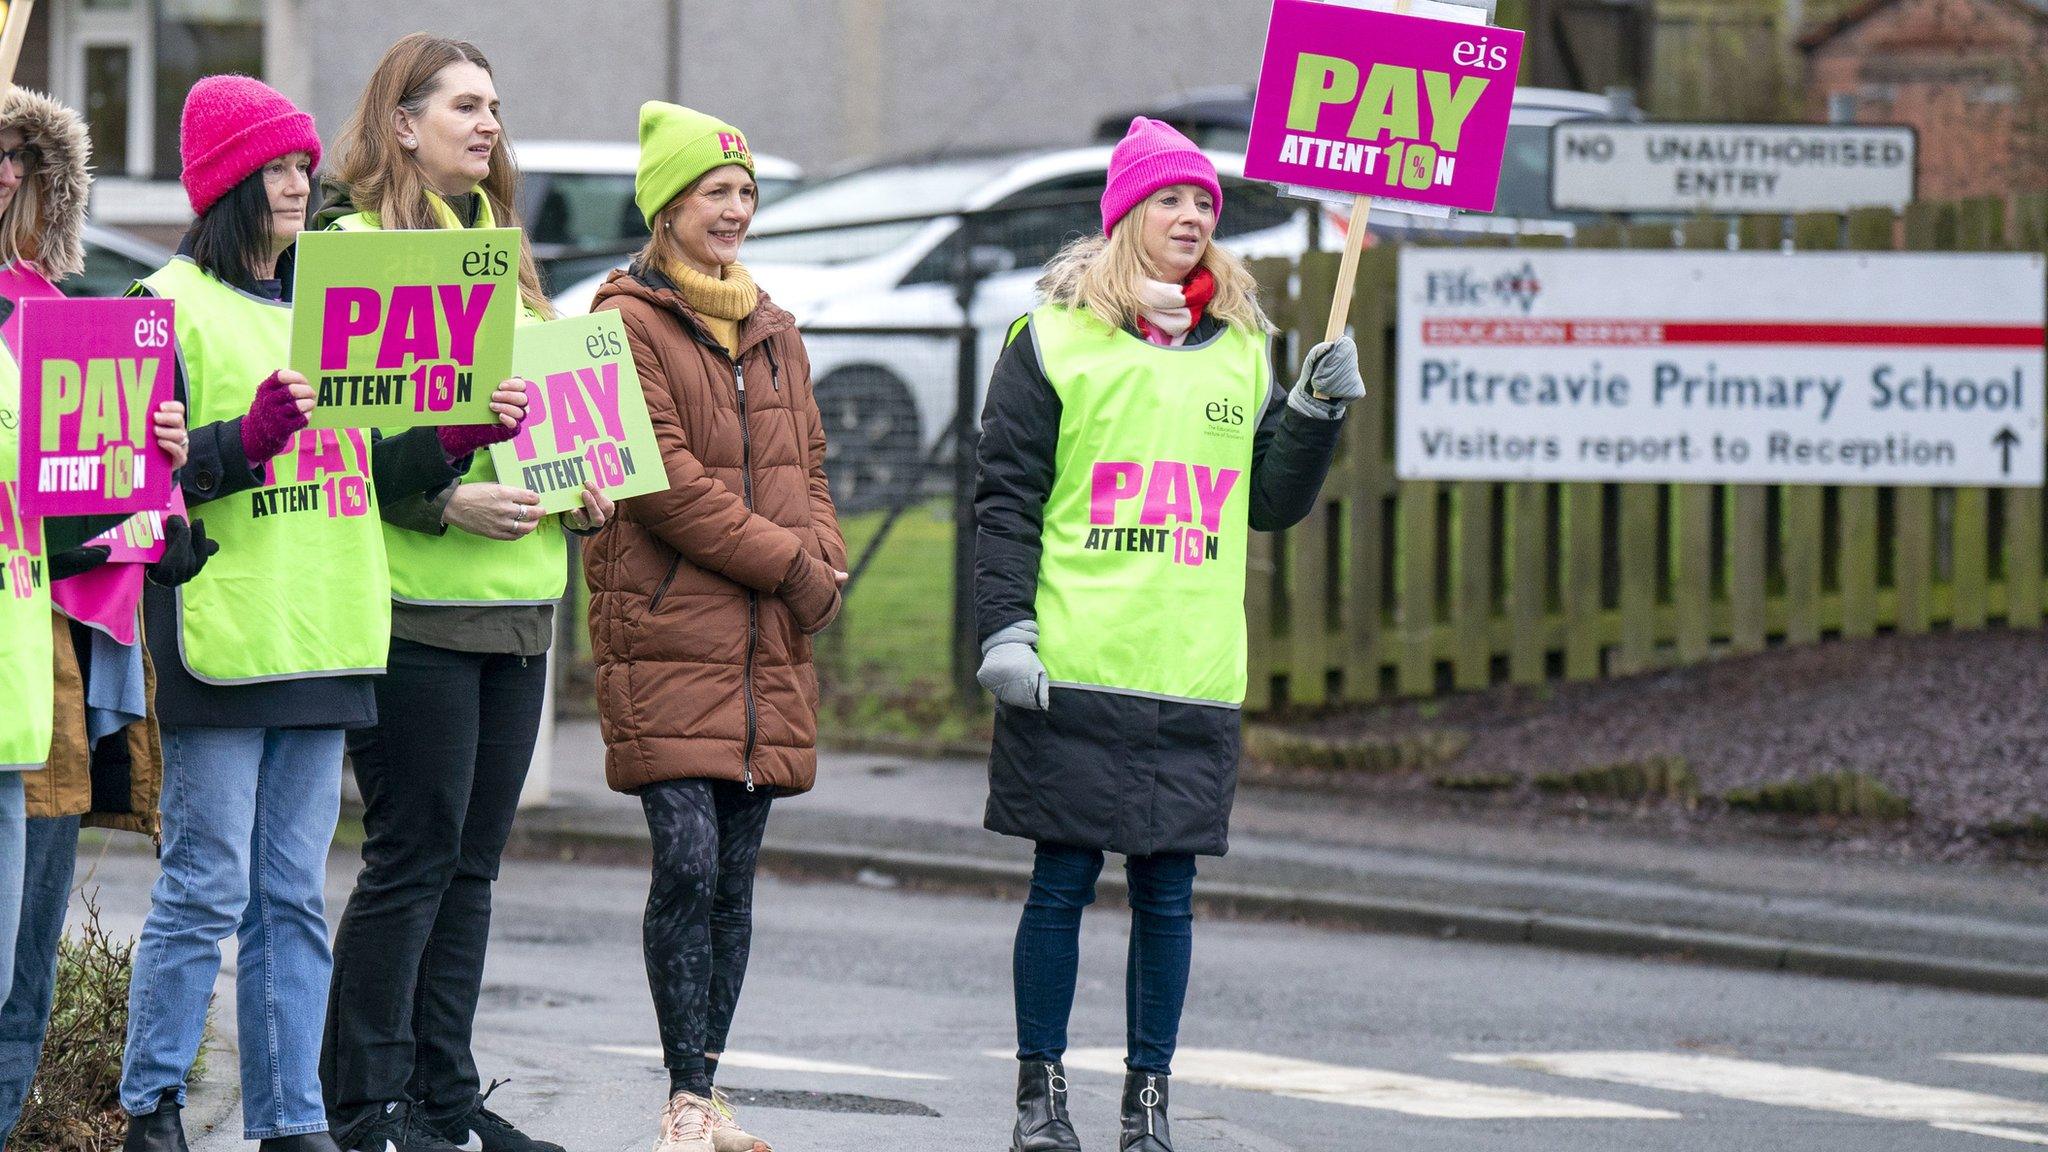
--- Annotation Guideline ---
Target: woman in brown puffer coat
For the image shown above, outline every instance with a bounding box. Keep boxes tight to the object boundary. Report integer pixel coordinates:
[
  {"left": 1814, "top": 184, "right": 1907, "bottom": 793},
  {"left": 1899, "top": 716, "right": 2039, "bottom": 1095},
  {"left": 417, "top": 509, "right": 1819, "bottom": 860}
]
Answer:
[{"left": 583, "top": 102, "right": 843, "bottom": 1152}]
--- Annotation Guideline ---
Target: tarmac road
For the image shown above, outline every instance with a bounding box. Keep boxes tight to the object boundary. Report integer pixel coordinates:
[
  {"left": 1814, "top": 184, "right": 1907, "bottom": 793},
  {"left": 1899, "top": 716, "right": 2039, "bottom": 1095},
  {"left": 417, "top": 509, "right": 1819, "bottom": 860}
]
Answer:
[{"left": 66, "top": 838, "right": 2048, "bottom": 1152}]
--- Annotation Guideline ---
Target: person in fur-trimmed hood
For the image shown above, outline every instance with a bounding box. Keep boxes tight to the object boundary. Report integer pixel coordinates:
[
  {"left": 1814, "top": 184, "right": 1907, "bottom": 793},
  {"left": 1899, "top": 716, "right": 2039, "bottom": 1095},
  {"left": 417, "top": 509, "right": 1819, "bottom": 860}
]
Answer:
[
  {"left": 974, "top": 118, "right": 1360, "bottom": 1152},
  {"left": 0, "top": 85, "right": 206, "bottom": 1147}
]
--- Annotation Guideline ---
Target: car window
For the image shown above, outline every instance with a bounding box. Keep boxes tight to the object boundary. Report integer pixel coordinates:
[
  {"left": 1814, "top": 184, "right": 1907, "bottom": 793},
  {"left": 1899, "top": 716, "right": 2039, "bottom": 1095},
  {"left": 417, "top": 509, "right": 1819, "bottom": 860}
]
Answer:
[
  {"left": 901, "top": 173, "right": 1102, "bottom": 287},
  {"left": 1493, "top": 122, "right": 1598, "bottom": 222},
  {"left": 67, "top": 239, "right": 159, "bottom": 298},
  {"left": 753, "top": 157, "right": 1015, "bottom": 234},
  {"left": 527, "top": 171, "right": 648, "bottom": 249},
  {"left": 743, "top": 220, "right": 931, "bottom": 267},
  {"left": 1214, "top": 178, "right": 1297, "bottom": 240}
]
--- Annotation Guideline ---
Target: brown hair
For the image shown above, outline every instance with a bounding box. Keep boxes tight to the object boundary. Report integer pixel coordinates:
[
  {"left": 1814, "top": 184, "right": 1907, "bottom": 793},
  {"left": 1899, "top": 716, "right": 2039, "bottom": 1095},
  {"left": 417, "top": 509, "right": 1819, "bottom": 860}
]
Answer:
[{"left": 329, "top": 33, "right": 553, "bottom": 317}]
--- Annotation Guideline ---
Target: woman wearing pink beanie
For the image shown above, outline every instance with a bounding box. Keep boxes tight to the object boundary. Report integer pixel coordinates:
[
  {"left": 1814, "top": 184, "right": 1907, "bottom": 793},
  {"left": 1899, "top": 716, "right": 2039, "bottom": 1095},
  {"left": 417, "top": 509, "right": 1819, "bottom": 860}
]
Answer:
[
  {"left": 975, "top": 117, "right": 1362, "bottom": 1151},
  {"left": 117, "top": 75, "right": 526, "bottom": 1152}
]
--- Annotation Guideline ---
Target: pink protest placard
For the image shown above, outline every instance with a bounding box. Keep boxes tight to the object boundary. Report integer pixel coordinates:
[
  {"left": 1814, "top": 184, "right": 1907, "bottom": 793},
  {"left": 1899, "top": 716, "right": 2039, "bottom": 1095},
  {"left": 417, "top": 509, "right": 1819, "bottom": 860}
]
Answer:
[
  {"left": 1244, "top": 0, "right": 1523, "bottom": 213},
  {"left": 86, "top": 486, "right": 186, "bottom": 564},
  {"left": 17, "top": 295, "right": 177, "bottom": 517}
]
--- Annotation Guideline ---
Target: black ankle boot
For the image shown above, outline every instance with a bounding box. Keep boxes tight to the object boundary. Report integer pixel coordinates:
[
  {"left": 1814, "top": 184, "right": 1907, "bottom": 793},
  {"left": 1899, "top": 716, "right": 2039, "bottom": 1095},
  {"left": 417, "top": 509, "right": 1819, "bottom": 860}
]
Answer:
[
  {"left": 260, "top": 1133, "right": 343, "bottom": 1152},
  {"left": 123, "top": 1097, "right": 189, "bottom": 1152},
  {"left": 1012, "top": 1060, "right": 1082, "bottom": 1152},
  {"left": 1119, "top": 1071, "right": 1172, "bottom": 1151}
]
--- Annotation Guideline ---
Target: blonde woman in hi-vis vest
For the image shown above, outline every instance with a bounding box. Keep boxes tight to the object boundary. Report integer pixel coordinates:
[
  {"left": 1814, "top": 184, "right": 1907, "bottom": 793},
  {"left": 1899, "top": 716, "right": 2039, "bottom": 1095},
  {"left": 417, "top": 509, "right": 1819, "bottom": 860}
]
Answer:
[{"left": 973, "top": 118, "right": 1361, "bottom": 1152}]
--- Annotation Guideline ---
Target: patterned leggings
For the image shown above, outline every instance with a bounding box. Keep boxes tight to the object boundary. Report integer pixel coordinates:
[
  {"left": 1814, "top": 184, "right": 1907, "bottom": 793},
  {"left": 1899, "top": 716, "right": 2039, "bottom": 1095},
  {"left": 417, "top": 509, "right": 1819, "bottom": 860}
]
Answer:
[{"left": 640, "top": 778, "right": 773, "bottom": 1099}]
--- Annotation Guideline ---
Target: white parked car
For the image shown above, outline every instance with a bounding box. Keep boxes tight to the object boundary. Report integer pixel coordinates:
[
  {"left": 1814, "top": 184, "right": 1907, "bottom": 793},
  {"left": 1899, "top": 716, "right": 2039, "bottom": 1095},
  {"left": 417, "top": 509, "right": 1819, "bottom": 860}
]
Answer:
[
  {"left": 554, "top": 146, "right": 1324, "bottom": 511},
  {"left": 516, "top": 140, "right": 802, "bottom": 295},
  {"left": 69, "top": 223, "right": 174, "bottom": 298},
  {"left": 552, "top": 89, "right": 1632, "bottom": 512}
]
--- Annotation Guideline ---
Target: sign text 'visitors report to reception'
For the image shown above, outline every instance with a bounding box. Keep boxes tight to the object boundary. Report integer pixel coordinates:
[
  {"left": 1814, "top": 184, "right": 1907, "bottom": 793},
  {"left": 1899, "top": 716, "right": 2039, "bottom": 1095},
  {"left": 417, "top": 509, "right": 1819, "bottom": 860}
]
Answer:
[{"left": 1396, "top": 249, "right": 2048, "bottom": 487}]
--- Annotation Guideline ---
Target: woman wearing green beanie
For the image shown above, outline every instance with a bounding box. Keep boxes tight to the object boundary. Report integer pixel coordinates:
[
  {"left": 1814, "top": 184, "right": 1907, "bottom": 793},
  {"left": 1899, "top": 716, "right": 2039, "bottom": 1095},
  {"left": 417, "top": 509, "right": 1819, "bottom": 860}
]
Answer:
[{"left": 586, "top": 101, "right": 846, "bottom": 1152}]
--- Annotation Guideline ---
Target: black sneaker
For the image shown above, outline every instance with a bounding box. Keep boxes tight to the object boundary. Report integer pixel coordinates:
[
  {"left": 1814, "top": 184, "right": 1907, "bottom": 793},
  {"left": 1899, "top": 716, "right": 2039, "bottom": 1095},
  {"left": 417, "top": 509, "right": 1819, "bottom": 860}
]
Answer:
[
  {"left": 335, "top": 1101, "right": 462, "bottom": 1152},
  {"left": 429, "top": 1083, "right": 564, "bottom": 1152}
]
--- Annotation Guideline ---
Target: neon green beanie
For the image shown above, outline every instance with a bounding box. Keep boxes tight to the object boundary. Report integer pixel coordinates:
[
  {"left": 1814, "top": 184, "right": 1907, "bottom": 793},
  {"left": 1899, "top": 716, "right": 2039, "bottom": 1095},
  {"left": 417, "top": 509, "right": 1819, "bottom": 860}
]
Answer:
[{"left": 634, "top": 101, "right": 755, "bottom": 228}]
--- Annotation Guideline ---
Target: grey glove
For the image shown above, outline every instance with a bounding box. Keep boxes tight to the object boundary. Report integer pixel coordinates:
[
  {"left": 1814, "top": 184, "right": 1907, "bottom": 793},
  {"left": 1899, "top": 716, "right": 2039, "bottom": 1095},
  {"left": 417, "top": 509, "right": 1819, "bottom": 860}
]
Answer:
[
  {"left": 977, "top": 620, "right": 1049, "bottom": 712},
  {"left": 1289, "top": 336, "right": 1364, "bottom": 420}
]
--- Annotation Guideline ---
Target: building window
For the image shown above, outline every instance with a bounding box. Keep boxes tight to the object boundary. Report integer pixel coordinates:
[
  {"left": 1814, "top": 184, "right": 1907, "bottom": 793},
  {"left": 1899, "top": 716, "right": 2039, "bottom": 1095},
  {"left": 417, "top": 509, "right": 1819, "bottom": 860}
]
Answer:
[
  {"left": 153, "top": 0, "right": 262, "bottom": 177},
  {"left": 82, "top": 43, "right": 130, "bottom": 171}
]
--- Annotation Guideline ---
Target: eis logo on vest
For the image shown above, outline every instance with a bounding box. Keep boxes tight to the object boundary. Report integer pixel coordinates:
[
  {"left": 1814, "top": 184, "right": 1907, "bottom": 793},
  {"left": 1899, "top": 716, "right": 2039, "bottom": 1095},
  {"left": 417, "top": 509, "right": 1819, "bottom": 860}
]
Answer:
[
  {"left": 250, "top": 428, "right": 374, "bottom": 521},
  {"left": 0, "top": 482, "right": 44, "bottom": 600},
  {"left": 1085, "top": 460, "right": 1240, "bottom": 569}
]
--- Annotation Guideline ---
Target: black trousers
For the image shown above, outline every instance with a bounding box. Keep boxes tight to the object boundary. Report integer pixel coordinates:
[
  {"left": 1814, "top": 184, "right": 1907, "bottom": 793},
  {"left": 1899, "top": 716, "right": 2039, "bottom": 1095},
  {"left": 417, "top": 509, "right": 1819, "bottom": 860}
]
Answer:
[
  {"left": 640, "top": 778, "right": 773, "bottom": 1098},
  {"left": 322, "top": 639, "right": 546, "bottom": 1124}
]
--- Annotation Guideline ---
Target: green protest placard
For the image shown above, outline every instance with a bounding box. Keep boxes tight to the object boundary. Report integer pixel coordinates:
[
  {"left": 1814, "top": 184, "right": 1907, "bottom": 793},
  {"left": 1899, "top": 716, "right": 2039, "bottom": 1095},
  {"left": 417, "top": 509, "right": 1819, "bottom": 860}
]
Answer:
[
  {"left": 490, "top": 311, "right": 665, "bottom": 514},
  {"left": 290, "top": 227, "right": 520, "bottom": 429}
]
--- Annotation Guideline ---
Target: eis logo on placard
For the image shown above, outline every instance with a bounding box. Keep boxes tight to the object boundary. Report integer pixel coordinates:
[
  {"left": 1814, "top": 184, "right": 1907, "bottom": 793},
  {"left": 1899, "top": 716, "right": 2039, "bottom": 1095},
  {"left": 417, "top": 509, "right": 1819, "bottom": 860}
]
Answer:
[{"left": 1424, "top": 260, "right": 1543, "bottom": 314}]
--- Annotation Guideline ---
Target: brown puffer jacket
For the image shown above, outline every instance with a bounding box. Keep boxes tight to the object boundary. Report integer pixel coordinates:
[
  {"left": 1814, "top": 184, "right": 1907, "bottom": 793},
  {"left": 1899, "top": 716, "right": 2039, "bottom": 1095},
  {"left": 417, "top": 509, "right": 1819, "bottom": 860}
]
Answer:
[
  {"left": 35, "top": 613, "right": 162, "bottom": 837},
  {"left": 585, "top": 266, "right": 846, "bottom": 796}
]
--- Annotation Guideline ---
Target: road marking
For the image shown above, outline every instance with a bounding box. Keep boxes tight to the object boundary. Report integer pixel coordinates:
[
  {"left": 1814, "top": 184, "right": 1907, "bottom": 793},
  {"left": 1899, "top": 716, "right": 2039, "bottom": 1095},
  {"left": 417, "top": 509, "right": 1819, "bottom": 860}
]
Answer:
[
  {"left": 1033, "top": 1048, "right": 1677, "bottom": 1120},
  {"left": 589, "top": 1045, "right": 947, "bottom": 1081},
  {"left": 1459, "top": 1052, "right": 2048, "bottom": 1124},
  {"left": 1949, "top": 1056, "right": 2048, "bottom": 1076},
  {"left": 1932, "top": 1123, "right": 2048, "bottom": 1146}
]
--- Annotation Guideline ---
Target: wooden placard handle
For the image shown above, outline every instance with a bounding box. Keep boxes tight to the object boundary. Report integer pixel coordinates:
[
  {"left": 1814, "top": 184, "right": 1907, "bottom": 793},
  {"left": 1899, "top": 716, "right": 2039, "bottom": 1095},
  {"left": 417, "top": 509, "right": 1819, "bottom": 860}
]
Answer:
[
  {"left": 1322, "top": 0, "right": 1410, "bottom": 345},
  {"left": 0, "top": 0, "right": 37, "bottom": 95}
]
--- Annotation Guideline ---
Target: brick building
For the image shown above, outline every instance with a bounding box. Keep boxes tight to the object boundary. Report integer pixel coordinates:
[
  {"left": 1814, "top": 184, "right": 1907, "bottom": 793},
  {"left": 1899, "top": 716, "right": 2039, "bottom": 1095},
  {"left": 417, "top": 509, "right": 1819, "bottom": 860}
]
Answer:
[{"left": 1802, "top": 0, "right": 2048, "bottom": 200}]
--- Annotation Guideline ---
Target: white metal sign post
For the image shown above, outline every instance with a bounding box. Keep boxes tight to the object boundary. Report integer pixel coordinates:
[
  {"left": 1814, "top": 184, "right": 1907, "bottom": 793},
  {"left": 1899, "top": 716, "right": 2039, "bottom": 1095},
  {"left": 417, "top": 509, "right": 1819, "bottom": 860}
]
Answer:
[
  {"left": 1396, "top": 249, "right": 2048, "bottom": 487},
  {"left": 1550, "top": 123, "right": 1917, "bottom": 216}
]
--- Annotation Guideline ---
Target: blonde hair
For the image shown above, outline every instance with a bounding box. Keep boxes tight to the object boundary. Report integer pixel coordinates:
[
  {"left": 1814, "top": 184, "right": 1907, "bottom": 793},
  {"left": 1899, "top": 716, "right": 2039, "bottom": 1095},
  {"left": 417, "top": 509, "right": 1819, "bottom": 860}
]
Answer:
[
  {"left": 0, "top": 174, "right": 44, "bottom": 272},
  {"left": 1037, "top": 203, "right": 1270, "bottom": 335},
  {"left": 329, "top": 33, "right": 553, "bottom": 317}
]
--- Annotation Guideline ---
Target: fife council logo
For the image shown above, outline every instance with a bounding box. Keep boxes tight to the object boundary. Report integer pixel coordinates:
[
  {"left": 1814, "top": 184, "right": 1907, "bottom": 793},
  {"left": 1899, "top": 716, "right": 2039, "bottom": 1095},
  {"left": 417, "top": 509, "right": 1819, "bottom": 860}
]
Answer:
[{"left": 1423, "top": 260, "right": 1545, "bottom": 314}]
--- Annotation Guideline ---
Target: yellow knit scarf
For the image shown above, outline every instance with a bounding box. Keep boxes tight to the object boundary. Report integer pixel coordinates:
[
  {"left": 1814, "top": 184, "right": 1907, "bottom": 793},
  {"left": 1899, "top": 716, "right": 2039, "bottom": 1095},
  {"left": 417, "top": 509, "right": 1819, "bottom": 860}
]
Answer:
[{"left": 665, "top": 261, "right": 760, "bottom": 358}]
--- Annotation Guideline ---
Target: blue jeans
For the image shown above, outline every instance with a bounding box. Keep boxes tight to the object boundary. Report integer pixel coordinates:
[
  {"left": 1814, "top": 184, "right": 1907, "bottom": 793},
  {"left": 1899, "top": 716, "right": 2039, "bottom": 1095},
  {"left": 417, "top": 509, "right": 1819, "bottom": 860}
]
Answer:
[
  {"left": 1013, "top": 842, "right": 1196, "bottom": 1076},
  {"left": 0, "top": 813, "right": 81, "bottom": 1143},
  {"left": 121, "top": 727, "right": 343, "bottom": 1139}
]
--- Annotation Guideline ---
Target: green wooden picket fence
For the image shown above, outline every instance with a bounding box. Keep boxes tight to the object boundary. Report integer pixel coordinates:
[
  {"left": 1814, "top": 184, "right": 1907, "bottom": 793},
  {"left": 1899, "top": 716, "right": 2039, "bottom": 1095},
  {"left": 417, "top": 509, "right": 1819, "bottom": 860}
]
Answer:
[{"left": 1242, "top": 193, "right": 2048, "bottom": 711}]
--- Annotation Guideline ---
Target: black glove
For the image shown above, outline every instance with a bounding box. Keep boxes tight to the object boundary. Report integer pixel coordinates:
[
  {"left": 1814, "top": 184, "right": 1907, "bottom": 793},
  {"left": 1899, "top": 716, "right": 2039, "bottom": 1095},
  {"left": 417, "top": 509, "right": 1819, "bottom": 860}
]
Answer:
[
  {"left": 50, "top": 545, "right": 111, "bottom": 582},
  {"left": 146, "top": 516, "right": 218, "bottom": 588}
]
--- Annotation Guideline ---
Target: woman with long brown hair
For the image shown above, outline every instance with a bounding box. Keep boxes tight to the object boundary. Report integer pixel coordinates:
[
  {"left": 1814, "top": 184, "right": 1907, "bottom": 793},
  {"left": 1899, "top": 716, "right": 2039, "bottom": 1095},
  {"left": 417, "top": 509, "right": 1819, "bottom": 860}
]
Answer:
[{"left": 315, "top": 34, "right": 608, "bottom": 1152}]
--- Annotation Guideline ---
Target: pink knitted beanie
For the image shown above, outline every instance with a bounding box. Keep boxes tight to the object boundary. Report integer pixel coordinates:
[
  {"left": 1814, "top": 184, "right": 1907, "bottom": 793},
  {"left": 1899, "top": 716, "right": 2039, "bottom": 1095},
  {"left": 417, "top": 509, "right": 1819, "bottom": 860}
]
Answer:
[
  {"left": 180, "top": 75, "right": 321, "bottom": 216},
  {"left": 1100, "top": 117, "right": 1222, "bottom": 236}
]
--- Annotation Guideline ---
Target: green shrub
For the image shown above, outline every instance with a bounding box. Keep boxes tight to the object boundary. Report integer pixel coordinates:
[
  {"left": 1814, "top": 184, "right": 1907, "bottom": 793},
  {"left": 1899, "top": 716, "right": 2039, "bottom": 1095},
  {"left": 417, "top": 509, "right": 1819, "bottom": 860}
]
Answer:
[
  {"left": 16, "top": 894, "right": 131, "bottom": 1152},
  {"left": 1533, "top": 755, "right": 1698, "bottom": 802},
  {"left": 1244, "top": 727, "right": 1471, "bottom": 775},
  {"left": 1724, "top": 771, "right": 1912, "bottom": 820},
  {"left": 1986, "top": 814, "right": 2048, "bottom": 842},
  {"left": 1432, "top": 771, "right": 1518, "bottom": 793}
]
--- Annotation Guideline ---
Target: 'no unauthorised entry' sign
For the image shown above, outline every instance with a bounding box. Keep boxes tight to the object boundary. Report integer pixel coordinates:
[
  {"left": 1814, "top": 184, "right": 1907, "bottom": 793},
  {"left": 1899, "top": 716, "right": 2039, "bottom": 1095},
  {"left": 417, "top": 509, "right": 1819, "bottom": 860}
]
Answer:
[{"left": 1397, "top": 249, "right": 2048, "bottom": 487}]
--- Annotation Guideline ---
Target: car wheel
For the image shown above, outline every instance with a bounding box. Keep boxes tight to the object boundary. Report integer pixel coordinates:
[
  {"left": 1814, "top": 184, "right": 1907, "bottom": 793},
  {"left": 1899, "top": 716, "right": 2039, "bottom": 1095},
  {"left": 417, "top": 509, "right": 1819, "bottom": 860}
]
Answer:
[{"left": 815, "top": 366, "right": 923, "bottom": 516}]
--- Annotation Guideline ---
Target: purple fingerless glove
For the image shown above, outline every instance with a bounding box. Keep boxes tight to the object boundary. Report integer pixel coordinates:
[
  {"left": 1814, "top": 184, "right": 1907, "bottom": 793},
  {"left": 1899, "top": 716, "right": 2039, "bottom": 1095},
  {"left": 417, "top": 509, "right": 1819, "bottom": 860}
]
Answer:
[
  {"left": 437, "top": 386, "right": 530, "bottom": 460},
  {"left": 241, "top": 371, "right": 308, "bottom": 465}
]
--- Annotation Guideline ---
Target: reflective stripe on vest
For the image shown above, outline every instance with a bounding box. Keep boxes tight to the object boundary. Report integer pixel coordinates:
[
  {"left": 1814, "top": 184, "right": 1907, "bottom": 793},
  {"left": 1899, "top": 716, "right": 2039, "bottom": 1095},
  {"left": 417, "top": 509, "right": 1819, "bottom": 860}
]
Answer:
[
  {"left": 328, "top": 198, "right": 567, "bottom": 606},
  {"left": 0, "top": 340, "right": 53, "bottom": 766},
  {"left": 1027, "top": 305, "right": 1267, "bottom": 708},
  {"left": 141, "top": 258, "right": 392, "bottom": 684}
]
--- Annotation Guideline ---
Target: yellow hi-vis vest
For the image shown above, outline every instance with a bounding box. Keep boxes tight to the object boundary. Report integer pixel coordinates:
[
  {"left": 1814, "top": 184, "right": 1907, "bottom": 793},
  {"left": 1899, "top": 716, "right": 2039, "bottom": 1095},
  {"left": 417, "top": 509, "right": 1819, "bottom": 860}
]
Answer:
[
  {"left": 0, "top": 339, "right": 52, "bottom": 766},
  {"left": 139, "top": 257, "right": 391, "bottom": 683},
  {"left": 1026, "top": 305, "right": 1268, "bottom": 707},
  {"left": 327, "top": 195, "right": 566, "bottom": 605}
]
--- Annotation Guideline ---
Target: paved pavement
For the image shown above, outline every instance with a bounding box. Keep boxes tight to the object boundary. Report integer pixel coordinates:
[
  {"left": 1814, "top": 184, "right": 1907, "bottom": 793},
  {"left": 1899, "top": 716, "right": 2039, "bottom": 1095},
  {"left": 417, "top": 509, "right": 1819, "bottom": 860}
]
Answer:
[
  {"left": 518, "top": 720, "right": 2048, "bottom": 995},
  {"left": 67, "top": 833, "right": 2048, "bottom": 1152}
]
